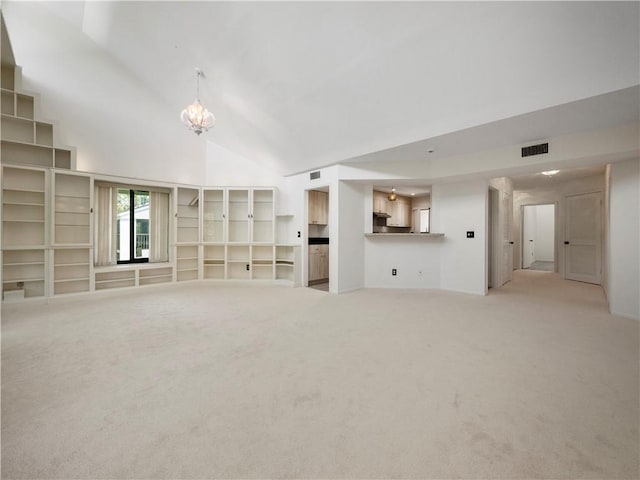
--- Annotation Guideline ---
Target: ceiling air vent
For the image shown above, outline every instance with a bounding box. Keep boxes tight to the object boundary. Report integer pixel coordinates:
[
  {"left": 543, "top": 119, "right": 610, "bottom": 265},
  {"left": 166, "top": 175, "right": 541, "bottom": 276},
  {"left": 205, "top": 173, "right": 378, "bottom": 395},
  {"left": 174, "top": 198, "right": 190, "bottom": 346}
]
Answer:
[
  {"left": 522, "top": 143, "right": 549, "bottom": 157},
  {"left": 310, "top": 171, "right": 321, "bottom": 180}
]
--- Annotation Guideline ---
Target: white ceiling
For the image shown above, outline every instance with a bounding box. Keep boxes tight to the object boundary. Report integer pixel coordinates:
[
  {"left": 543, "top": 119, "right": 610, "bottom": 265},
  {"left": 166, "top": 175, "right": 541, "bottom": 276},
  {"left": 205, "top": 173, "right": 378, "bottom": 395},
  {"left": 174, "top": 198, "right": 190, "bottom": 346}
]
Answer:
[
  {"left": 511, "top": 165, "right": 606, "bottom": 191},
  {"left": 3, "top": 1, "right": 640, "bottom": 178}
]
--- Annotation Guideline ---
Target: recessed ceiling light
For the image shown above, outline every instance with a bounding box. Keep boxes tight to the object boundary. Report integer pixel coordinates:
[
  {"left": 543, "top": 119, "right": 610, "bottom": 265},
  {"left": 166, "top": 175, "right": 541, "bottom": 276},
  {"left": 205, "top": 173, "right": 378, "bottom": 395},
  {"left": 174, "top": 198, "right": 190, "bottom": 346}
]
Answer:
[
  {"left": 411, "top": 193, "right": 415, "bottom": 196},
  {"left": 541, "top": 170, "right": 560, "bottom": 176}
]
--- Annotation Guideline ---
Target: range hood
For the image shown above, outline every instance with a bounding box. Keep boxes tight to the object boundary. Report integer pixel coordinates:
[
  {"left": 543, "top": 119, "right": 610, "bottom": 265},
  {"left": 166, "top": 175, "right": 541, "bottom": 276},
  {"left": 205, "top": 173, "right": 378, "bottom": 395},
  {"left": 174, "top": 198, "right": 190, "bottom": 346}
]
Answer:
[{"left": 373, "top": 211, "right": 391, "bottom": 218}]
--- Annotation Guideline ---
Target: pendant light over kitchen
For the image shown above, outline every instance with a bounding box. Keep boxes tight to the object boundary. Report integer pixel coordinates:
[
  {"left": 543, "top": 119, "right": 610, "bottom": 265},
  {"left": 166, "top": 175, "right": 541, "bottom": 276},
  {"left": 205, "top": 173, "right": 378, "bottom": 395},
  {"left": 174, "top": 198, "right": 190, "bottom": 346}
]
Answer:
[{"left": 388, "top": 188, "right": 397, "bottom": 201}]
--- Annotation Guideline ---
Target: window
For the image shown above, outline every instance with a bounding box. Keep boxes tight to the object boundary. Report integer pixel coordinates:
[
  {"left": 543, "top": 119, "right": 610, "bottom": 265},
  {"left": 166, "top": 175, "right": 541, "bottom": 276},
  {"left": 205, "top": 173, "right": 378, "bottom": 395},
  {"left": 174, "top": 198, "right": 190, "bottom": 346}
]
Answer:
[
  {"left": 94, "top": 184, "right": 169, "bottom": 266},
  {"left": 117, "top": 189, "right": 150, "bottom": 263}
]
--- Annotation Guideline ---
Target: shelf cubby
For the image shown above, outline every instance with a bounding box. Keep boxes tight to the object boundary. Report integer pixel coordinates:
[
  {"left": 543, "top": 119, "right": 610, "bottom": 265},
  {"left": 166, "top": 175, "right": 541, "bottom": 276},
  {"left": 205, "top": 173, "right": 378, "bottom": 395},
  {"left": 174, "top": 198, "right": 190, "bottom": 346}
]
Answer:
[
  {"left": 54, "top": 172, "right": 91, "bottom": 245},
  {"left": 95, "top": 270, "right": 135, "bottom": 290},
  {"left": 1, "top": 66, "right": 15, "bottom": 91},
  {"left": 16, "top": 94, "right": 34, "bottom": 119},
  {"left": 1, "top": 90, "right": 14, "bottom": 115},
  {"left": 54, "top": 149, "right": 71, "bottom": 169},
  {"left": 35, "top": 122, "right": 53, "bottom": 146},
  {"left": 1, "top": 115, "right": 34, "bottom": 143},
  {"left": 139, "top": 266, "right": 173, "bottom": 286},
  {"left": 203, "top": 245, "right": 225, "bottom": 279},
  {"left": 2, "top": 166, "right": 46, "bottom": 248},
  {"left": 53, "top": 248, "right": 90, "bottom": 295},
  {"left": 1, "top": 141, "right": 53, "bottom": 168},
  {"left": 177, "top": 245, "right": 199, "bottom": 281},
  {"left": 2, "top": 249, "right": 45, "bottom": 299}
]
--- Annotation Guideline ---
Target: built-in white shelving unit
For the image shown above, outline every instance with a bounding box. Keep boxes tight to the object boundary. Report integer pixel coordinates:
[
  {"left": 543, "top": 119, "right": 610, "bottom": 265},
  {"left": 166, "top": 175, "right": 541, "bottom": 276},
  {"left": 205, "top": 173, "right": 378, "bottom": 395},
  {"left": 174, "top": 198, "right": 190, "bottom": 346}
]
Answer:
[
  {"left": 203, "top": 244, "right": 225, "bottom": 279},
  {"left": 203, "top": 188, "right": 225, "bottom": 243},
  {"left": 53, "top": 248, "right": 91, "bottom": 295},
  {"left": 1, "top": 66, "right": 73, "bottom": 170},
  {"left": 176, "top": 245, "right": 199, "bottom": 282},
  {"left": 53, "top": 171, "right": 91, "bottom": 245},
  {"left": 176, "top": 187, "right": 199, "bottom": 244},
  {"left": 0, "top": 47, "right": 300, "bottom": 302}
]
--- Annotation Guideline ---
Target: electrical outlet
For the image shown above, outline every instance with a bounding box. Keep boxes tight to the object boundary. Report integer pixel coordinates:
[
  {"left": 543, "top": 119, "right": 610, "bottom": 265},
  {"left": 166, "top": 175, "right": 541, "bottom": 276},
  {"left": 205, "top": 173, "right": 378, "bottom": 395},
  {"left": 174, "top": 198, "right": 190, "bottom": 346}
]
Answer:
[
  {"left": 392, "top": 268, "right": 397, "bottom": 276},
  {"left": 246, "top": 264, "right": 250, "bottom": 271},
  {"left": 297, "top": 231, "right": 301, "bottom": 238},
  {"left": 466, "top": 231, "right": 475, "bottom": 238}
]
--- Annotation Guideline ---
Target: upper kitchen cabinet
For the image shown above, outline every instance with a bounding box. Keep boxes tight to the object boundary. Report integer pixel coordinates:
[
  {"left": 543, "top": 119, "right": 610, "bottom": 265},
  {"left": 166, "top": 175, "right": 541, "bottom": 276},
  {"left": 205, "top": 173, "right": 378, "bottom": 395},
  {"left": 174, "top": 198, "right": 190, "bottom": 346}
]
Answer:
[
  {"left": 387, "top": 197, "right": 411, "bottom": 227},
  {"left": 373, "top": 190, "right": 388, "bottom": 214},
  {"left": 309, "top": 190, "right": 328, "bottom": 225}
]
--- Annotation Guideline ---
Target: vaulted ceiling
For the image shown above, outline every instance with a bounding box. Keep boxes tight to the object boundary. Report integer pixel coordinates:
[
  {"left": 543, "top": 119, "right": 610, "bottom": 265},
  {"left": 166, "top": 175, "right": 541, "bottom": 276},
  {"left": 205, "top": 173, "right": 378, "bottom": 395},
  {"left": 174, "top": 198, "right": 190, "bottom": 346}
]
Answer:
[{"left": 3, "top": 1, "right": 639, "bottom": 179}]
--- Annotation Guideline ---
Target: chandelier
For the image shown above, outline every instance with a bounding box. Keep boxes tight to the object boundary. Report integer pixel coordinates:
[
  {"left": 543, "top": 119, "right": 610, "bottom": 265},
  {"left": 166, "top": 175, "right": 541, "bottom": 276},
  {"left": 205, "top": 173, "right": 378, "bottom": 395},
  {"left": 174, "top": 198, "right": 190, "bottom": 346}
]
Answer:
[{"left": 181, "top": 68, "right": 215, "bottom": 135}]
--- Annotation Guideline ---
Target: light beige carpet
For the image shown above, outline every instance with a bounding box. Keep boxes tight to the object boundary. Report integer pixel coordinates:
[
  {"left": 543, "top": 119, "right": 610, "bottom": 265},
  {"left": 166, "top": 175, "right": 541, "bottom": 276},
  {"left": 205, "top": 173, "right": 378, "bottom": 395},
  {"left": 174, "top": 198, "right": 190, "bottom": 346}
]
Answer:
[{"left": 2, "top": 271, "right": 638, "bottom": 479}]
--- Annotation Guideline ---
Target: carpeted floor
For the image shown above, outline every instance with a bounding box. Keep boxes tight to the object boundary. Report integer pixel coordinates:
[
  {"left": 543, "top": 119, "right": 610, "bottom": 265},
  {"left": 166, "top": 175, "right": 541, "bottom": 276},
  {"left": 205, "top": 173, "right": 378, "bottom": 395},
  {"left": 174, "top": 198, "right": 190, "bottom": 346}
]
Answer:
[{"left": 2, "top": 270, "right": 638, "bottom": 479}]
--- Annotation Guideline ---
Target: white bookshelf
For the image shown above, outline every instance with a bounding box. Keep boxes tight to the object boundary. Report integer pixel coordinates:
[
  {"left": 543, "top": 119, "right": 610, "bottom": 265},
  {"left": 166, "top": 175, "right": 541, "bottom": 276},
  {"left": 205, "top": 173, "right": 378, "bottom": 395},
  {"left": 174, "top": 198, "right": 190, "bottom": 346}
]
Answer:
[
  {"left": 176, "top": 187, "right": 199, "bottom": 244},
  {"left": 252, "top": 245, "right": 274, "bottom": 279},
  {"left": 203, "top": 244, "right": 225, "bottom": 279},
  {"left": 2, "top": 166, "right": 46, "bottom": 248},
  {"left": 203, "top": 189, "right": 225, "bottom": 243},
  {"left": 252, "top": 189, "right": 274, "bottom": 243},
  {"left": 176, "top": 245, "right": 199, "bottom": 282},
  {"left": 53, "top": 248, "right": 90, "bottom": 295},
  {"left": 53, "top": 171, "right": 91, "bottom": 246},
  {"left": 2, "top": 249, "right": 46, "bottom": 299}
]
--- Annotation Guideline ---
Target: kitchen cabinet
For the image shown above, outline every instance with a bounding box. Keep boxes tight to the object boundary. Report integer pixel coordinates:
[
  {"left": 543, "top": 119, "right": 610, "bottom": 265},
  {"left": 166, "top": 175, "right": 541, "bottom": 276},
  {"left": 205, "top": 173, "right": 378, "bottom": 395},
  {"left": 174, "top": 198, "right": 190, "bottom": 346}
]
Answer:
[
  {"left": 373, "top": 191, "right": 388, "bottom": 214},
  {"left": 387, "top": 198, "right": 411, "bottom": 226},
  {"left": 308, "top": 244, "right": 329, "bottom": 282},
  {"left": 309, "top": 190, "right": 328, "bottom": 225}
]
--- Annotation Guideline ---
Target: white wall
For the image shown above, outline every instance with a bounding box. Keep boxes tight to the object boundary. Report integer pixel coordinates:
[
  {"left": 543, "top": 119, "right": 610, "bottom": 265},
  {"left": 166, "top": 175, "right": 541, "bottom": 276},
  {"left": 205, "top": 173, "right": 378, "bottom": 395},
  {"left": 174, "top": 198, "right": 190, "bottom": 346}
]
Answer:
[
  {"left": 534, "top": 204, "right": 555, "bottom": 262},
  {"left": 432, "top": 179, "right": 487, "bottom": 295},
  {"left": 205, "top": 141, "right": 283, "bottom": 188},
  {"left": 335, "top": 181, "right": 365, "bottom": 293},
  {"left": 608, "top": 158, "right": 640, "bottom": 320},
  {"left": 364, "top": 237, "right": 441, "bottom": 289}
]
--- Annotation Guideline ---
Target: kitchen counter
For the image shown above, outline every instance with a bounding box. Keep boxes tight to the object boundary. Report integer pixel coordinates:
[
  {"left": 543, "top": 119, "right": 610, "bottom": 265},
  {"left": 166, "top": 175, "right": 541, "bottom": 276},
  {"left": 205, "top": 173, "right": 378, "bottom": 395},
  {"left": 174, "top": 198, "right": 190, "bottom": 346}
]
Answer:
[{"left": 365, "top": 233, "right": 444, "bottom": 238}]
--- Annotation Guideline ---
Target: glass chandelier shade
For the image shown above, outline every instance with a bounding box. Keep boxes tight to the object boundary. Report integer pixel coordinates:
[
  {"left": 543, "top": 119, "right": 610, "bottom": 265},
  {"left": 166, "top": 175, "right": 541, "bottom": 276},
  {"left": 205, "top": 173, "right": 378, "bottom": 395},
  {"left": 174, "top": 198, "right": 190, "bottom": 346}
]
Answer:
[{"left": 181, "top": 68, "right": 215, "bottom": 135}]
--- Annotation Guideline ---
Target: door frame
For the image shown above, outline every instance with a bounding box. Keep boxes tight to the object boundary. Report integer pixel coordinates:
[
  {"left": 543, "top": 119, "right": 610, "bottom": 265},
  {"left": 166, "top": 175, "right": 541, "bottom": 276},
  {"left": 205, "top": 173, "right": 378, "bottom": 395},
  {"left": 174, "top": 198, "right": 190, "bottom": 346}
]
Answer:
[
  {"left": 520, "top": 202, "right": 558, "bottom": 272},
  {"left": 305, "top": 186, "right": 330, "bottom": 289},
  {"left": 488, "top": 187, "right": 500, "bottom": 289}
]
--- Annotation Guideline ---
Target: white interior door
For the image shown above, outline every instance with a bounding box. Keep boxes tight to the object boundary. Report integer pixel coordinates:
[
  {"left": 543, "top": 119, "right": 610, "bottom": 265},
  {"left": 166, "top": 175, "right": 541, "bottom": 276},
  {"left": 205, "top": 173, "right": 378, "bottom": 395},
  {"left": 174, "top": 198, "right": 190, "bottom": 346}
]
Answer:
[
  {"left": 522, "top": 206, "right": 536, "bottom": 269},
  {"left": 501, "top": 191, "right": 513, "bottom": 284},
  {"left": 565, "top": 192, "right": 602, "bottom": 284}
]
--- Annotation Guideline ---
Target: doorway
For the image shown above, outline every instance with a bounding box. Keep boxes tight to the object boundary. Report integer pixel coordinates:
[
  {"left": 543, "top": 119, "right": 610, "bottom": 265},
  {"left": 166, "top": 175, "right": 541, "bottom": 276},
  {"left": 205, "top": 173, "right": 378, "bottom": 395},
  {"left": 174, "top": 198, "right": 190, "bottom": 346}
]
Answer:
[
  {"left": 522, "top": 204, "right": 556, "bottom": 272},
  {"left": 307, "top": 187, "right": 330, "bottom": 291}
]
